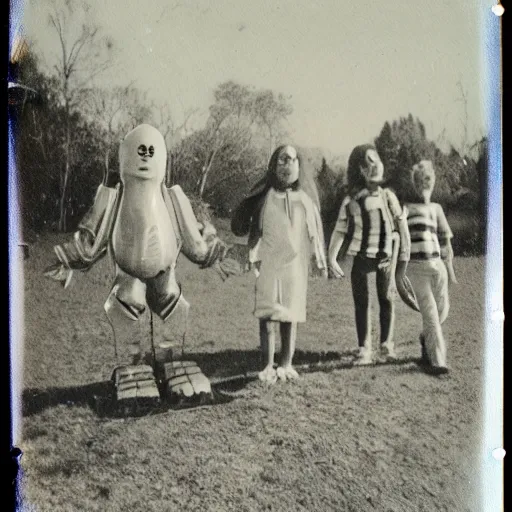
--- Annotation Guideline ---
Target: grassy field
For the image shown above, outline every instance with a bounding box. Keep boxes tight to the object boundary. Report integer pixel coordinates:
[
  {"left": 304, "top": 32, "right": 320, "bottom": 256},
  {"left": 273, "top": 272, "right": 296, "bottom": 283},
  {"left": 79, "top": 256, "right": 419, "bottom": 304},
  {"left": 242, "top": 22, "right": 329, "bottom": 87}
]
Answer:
[{"left": 17, "top": 224, "right": 487, "bottom": 512}]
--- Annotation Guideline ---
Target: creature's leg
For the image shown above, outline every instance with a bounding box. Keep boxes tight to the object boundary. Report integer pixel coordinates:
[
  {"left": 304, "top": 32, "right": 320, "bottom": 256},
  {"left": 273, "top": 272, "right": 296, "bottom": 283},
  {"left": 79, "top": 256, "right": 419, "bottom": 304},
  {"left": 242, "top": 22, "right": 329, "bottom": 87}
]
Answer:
[
  {"left": 351, "top": 256, "right": 373, "bottom": 364},
  {"left": 377, "top": 263, "right": 396, "bottom": 360},
  {"left": 277, "top": 322, "right": 299, "bottom": 381},
  {"left": 259, "top": 319, "right": 278, "bottom": 383},
  {"left": 147, "top": 268, "right": 214, "bottom": 398},
  {"left": 104, "top": 268, "right": 147, "bottom": 364},
  {"left": 146, "top": 266, "right": 189, "bottom": 352}
]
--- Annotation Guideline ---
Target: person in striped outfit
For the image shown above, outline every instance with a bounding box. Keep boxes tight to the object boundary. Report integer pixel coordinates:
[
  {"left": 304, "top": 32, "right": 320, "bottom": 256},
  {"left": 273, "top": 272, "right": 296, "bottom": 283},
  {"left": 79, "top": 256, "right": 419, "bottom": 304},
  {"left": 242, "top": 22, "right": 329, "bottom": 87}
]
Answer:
[
  {"left": 405, "top": 160, "right": 457, "bottom": 375},
  {"left": 328, "top": 144, "right": 411, "bottom": 365}
]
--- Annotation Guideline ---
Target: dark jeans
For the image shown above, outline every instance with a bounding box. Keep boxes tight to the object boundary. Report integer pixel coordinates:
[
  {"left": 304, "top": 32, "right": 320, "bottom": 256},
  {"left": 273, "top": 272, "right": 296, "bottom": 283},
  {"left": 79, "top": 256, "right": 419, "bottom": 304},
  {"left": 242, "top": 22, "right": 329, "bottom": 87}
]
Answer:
[{"left": 351, "top": 255, "right": 394, "bottom": 349}]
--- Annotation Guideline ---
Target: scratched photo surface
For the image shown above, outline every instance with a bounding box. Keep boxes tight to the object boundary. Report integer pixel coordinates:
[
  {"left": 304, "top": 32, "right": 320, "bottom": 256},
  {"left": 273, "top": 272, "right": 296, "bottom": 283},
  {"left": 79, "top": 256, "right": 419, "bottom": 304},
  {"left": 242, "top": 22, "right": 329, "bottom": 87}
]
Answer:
[{"left": 10, "top": 0, "right": 502, "bottom": 511}]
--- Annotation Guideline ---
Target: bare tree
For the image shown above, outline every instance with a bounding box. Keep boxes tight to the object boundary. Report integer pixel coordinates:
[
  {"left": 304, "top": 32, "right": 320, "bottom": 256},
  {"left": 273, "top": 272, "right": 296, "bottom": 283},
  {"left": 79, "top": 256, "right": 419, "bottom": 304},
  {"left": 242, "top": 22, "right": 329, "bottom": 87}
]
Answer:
[
  {"left": 254, "top": 90, "right": 293, "bottom": 159},
  {"left": 455, "top": 79, "right": 469, "bottom": 156},
  {"left": 153, "top": 102, "right": 199, "bottom": 186},
  {"left": 45, "top": 0, "right": 115, "bottom": 231},
  {"left": 81, "top": 84, "right": 159, "bottom": 178},
  {"left": 196, "top": 81, "right": 262, "bottom": 198}
]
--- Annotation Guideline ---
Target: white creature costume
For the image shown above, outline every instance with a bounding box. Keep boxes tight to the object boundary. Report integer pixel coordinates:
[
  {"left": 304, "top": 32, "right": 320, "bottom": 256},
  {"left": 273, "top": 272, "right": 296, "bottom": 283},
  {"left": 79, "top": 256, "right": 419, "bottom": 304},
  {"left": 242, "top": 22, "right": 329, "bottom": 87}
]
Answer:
[
  {"left": 45, "top": 124, "right": 228, "bottom": 368},
  {"left": 405, "top": 160, "right": 457, "bottom": 374}
]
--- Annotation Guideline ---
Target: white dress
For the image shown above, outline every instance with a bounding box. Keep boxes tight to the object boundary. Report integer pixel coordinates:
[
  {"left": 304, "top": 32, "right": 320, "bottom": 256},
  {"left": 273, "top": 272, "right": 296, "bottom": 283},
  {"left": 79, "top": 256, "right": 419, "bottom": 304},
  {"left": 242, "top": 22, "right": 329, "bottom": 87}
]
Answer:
[{"left": 252, "top": 188, "right": 324, "bottom": 323}]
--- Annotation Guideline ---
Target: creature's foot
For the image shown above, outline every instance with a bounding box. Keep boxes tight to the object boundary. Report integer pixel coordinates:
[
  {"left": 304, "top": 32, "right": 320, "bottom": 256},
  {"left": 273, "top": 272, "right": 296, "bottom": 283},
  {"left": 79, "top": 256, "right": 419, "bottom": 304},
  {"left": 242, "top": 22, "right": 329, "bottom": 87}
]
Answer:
[
  {"left": 276, "top": 365, "right": 299, "bottom": 382},
  {"left": 353, "top": 347, "right": 374, "bottom": 366},
  {"left": 111, "top": 365, "right": 160, "bottom": 416},
  {"left": 258, "top": 365, "right": 278, "bottom": 384}
]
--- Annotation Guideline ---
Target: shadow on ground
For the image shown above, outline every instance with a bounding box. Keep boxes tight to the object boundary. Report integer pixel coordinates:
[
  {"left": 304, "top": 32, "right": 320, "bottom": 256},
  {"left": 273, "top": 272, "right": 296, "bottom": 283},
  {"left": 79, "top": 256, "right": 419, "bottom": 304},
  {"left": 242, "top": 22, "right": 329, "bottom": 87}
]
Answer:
[{"left": 22, "top": 348, "right": 423, "bottom": 419}]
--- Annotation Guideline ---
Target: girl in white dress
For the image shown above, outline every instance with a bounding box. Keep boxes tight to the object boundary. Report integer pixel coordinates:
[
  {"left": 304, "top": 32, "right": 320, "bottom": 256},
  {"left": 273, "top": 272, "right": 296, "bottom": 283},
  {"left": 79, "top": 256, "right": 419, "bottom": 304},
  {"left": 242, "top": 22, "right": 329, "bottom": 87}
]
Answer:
[{"left": 231, "top": 145, "right": 327, "bottom": 383}]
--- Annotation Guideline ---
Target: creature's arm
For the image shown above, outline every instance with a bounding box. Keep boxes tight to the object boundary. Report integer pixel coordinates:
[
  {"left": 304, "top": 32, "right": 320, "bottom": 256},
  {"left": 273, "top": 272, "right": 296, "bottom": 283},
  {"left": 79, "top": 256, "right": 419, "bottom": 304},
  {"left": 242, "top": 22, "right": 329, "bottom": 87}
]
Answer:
[
  {"left": 44, "top": 183, "right": 119, "bottom": 287},
  {"left": 165, "top": 185, "right": 229, "bottom": 271}
]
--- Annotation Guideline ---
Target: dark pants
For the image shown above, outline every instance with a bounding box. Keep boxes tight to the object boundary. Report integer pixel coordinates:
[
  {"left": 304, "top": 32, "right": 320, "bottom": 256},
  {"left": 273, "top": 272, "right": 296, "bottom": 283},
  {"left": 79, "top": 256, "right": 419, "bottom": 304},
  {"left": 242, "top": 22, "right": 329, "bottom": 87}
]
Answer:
[{"left": 351, "top": 255, "right": 394, "bottom": 349}]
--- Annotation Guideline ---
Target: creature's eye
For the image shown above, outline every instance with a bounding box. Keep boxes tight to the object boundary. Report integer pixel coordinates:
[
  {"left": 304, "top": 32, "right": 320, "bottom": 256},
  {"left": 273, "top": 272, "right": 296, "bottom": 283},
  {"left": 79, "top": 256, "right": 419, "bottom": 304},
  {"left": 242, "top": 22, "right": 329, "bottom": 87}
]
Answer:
[
  {"left": 148, "top": 146, "right": 155, "bottom": 157},
  {"left": 137, "top": 145, "right": 147, "bottom": 156}
]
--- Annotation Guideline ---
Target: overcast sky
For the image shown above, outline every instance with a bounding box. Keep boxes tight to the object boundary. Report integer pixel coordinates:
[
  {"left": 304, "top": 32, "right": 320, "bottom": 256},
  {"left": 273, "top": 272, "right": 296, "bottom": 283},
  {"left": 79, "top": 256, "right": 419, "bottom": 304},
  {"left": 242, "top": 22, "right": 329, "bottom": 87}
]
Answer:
[{"left": 15, "top": 0, "right": 495, "bottom": 160}]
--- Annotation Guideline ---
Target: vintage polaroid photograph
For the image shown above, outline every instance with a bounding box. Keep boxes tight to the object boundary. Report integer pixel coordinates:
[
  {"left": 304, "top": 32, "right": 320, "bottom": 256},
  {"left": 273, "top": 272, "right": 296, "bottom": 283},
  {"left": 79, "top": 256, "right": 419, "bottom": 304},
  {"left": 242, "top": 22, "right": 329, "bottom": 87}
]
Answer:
[{"left": 8, "top": 0, "right": 503, "bottom": 510}]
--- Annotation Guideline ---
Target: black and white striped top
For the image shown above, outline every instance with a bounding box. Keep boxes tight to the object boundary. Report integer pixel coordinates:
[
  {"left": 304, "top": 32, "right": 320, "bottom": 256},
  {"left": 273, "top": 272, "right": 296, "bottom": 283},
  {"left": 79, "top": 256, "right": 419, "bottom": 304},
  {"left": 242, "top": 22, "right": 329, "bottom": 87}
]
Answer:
[
  {"left": 405, "top": 202, "right": 453, "bottom": 260},
  {"left": 334, "top": 187, "right": 404, "bottom": 260}
]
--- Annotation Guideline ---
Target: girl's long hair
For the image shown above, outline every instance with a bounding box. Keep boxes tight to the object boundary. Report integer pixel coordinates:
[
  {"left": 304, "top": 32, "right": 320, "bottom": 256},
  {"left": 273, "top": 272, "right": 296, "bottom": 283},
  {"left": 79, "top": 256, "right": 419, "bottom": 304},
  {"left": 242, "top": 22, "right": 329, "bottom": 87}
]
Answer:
[
  {"left": 231, "top": 145, "right": 321, "bottom": 236},
  {"left": 346, "top": 143, "right": 378, "bottom": 197}
]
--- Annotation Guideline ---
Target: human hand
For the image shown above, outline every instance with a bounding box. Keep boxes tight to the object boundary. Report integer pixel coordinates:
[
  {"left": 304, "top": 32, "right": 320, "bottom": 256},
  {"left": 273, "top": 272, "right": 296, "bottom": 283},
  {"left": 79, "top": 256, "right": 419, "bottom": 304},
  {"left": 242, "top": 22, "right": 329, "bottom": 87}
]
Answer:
[
  {"left": 213, "top": 243, "right": 252, "bottom": 281},
  {"left": 447, "top": 268, "right": 458, "bottom": 285},
  {"left": 445, "top": 259, "right": 458, "bottom": 285},
  {"left": 214, "top": 258, "right": 246, "bottom": 281},
  {"left": 396, "top": 260, "right": 407, "bottom": 279},
  {"left": 311, "top": 264, "right": 328, "bottom": 279},
  {"left": 328, "top": 259, "right": 345, "bottom": 279}
]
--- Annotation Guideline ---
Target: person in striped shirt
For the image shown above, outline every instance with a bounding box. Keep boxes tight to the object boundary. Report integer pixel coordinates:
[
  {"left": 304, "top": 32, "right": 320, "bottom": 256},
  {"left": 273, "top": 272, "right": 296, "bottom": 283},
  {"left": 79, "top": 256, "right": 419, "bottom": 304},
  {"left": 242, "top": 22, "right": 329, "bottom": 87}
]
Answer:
[
  {"left": 328, "top": 144, "right": 411, "bottom": 365},
  {"left": 405, "top": 160, "right": 457, "bottom": 375}
]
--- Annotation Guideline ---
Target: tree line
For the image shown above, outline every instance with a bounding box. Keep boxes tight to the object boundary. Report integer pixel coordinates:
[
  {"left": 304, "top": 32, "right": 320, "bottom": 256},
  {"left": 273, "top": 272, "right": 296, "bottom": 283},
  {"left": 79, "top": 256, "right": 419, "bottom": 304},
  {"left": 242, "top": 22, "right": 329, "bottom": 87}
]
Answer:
[{"left": 12, "top": 0, "right": 487, "bottom": 256}]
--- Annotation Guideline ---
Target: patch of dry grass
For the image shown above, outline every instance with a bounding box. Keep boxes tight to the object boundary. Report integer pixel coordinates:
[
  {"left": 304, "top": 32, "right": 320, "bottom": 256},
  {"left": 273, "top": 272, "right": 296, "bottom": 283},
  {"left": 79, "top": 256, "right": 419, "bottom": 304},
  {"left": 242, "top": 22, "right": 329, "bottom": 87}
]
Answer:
[{"left": 18, "top": 229, "right": 486, "bottom": 511}]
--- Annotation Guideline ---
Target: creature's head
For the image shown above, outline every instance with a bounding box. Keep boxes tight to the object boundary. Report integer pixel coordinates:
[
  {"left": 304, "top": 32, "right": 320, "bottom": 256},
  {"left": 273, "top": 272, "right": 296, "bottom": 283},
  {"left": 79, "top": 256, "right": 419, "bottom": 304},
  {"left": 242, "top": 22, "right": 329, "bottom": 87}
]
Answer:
[
  {"left": 411, "top": 160, "right": 435, "bottom": 203},
  {"left": 347, "top": 144, "right": 384, "bottom": 195},
  {"left": 268, "top": 145, "right": 300, "bottom": 190},
  {"left": 119, "top": 124, "right": 167, "bottom": 183}
]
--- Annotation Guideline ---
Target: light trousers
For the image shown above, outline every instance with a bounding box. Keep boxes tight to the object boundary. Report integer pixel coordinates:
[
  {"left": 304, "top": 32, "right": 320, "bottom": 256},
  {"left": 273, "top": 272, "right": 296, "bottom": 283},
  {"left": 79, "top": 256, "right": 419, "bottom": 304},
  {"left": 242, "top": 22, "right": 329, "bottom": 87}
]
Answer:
[{"left": 407, "top": 259, "right": 450, "bottom": 368}]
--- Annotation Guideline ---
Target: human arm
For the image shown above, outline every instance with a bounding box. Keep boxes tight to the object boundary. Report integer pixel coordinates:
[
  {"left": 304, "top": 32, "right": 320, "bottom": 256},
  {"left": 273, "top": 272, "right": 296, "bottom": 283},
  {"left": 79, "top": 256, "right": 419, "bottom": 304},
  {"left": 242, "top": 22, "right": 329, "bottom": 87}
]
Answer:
[
  {"left": 436, "top": 204, "right": 457, "bottom": 284},
  {"left": 328, "top": 231, "right": 346, "bottom": 278},
  {"left": 311, "top": 203, "right": 328, "bottom": 278},
  {"left": 443, "top": 241, "right": 458, "bottom": 285},
  {"left": 327, "top": 197, "right": 352, "bottom": 278},
  {"left": 386, "top": 190, "right": 411, "bottom": 268}
]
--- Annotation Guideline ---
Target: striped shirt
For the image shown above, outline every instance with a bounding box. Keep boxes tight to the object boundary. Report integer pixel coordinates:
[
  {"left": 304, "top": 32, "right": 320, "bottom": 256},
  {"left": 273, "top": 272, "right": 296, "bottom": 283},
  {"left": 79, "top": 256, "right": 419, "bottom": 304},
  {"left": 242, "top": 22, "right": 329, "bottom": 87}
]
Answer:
[
  {"left": 334, "top": 187, "right": 404, "bottom": 259},
  {"left": 405, "top": 202, "right": 453, "bottom": 260}
]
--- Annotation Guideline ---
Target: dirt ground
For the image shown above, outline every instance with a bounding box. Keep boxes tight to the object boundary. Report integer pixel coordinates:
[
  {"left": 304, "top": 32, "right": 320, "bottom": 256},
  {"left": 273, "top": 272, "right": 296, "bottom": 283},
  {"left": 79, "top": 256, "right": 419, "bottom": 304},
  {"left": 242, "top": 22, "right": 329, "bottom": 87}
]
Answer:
[{"left": 16, "top": 227, "right": 488, "bottom": 512}]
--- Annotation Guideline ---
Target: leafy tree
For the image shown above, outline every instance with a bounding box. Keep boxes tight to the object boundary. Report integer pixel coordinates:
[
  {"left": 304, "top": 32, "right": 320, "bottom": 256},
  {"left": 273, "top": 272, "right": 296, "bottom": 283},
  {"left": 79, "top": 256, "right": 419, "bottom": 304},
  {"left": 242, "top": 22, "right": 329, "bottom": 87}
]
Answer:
[
  {"left": 315, "top": 157, "right": 346, "bottom": 243},
  {"left": 374, "top": 114, "right": 463, "bottom": 205},
  {"left": 80, "top": 84, "right": 154, "bottom": 179},
  {"left": 16, "top": 51, "right": 106, "bottom": 232}
]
